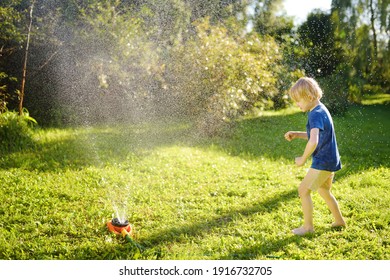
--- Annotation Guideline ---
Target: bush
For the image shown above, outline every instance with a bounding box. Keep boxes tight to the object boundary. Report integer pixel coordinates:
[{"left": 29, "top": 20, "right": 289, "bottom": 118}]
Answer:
[
  {"left": 0, "top": 110, "right": 37, "bottom": 152},
  {"left": 168, "top": 18, "right": 287, "bottom": 135},
  {"left": 362, "top": 84, "right": 384, "bottom": 95}
]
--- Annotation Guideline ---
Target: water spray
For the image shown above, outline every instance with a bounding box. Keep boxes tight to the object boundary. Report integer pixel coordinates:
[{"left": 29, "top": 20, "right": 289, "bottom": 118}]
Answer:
[{"left": 107, "top": 218, "right": 144, "bottom": 251}]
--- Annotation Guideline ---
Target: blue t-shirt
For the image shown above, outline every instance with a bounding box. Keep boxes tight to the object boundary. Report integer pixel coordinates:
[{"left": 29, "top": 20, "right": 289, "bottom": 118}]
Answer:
[{"left": 306, "top": 103, "right": 341, "bottom": 172}]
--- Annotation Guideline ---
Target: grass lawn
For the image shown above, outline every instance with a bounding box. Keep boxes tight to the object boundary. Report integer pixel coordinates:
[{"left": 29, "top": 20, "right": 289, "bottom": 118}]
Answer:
[{"left": 0, "top": 95, "right": 389, "bottom": 260}]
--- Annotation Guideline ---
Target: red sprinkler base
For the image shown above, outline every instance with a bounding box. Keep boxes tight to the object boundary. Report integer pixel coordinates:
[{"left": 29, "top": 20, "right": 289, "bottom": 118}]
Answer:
[{"left": 107, "top": 218, "right": 132, "bottom": 235}]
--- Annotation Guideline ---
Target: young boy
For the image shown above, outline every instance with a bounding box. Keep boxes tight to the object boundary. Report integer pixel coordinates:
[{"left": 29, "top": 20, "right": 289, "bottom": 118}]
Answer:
[{"left": 284, "top": 77, "right": 346, "bottom": 235}]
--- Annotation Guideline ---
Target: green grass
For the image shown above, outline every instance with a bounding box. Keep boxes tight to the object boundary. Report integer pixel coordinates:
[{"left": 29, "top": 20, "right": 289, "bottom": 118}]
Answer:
[{"left": 0, "top": 96, "right": 389, "bottom": 260}]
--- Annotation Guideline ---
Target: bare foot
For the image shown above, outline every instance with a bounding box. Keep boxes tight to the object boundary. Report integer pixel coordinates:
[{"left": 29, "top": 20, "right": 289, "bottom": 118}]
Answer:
[
  {"left": 331, "top": 221, "right": 346, "bottom": 228},
  {"left": 292, "top": 226, "right": 314, "bottom": 236}
]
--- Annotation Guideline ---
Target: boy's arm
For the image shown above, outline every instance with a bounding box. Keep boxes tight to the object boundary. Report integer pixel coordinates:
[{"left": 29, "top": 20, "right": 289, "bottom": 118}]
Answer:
[
  {"left": 295, "top": 128, "right": 319, "bottom": 166},
  {"left": 284, "top": 131, "right": 308, "bottom": 141}
]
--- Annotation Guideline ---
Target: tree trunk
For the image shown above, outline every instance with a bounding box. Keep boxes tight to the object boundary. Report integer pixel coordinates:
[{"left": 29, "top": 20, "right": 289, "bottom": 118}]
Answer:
[
  {"left": 19, "top": 0, "right": 35, "bottom": 116},
  {"left": 369, "top": 0, "right": 378, "bottom": 62}
]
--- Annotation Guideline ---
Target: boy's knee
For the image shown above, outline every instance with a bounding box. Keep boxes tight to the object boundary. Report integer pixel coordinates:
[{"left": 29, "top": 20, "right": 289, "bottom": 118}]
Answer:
[
  {"left": 298, "top": 184, "right": 311, "bottom": 197},
  {"left": 318, "top": 187, "right": 330, "bottom": 198}
]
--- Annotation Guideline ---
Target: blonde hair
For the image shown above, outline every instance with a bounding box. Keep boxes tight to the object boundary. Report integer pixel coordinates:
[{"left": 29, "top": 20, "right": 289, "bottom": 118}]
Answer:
[{"left": 289, "top": 77, "right": 323, "bottom": 102}]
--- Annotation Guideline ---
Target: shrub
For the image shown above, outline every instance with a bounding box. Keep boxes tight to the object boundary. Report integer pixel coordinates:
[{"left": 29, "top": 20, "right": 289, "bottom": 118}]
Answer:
[
  {"left": 169, "top": 18, "right": 287, "bottom": 135},
  {"left": 0, "top": 110, "right": 37, "bottom": 152}
]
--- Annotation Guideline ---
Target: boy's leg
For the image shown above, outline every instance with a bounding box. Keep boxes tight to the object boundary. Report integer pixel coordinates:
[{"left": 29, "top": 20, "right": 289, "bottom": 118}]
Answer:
[
  {"left": 293, "top": 168, "right": 332, "bottom": 235},
  {"left": 292, "top": 185, "right": 313, "bottom": 235},
  {"left": 317, "top": 174, "right": 346, "bottom": 227}
]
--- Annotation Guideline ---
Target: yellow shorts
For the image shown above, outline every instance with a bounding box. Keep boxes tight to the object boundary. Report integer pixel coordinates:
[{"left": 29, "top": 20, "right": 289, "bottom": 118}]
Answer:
[{"left": 302, "top": 168, "right": 334, "bottom": 191}]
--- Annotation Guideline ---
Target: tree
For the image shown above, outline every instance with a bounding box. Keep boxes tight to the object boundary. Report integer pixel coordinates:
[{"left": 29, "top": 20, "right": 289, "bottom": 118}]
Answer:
[
  {"left": 331, "top": 0, "right": 390, "bottom": 89},
  {"left": 297, "top": 10, "right": 350, "bottom": 113},
  {"left": 252, "top": 0, "right": 294, "bottom": 41},
  {"left": 297, "top": 11, "right": 343, "bottom": 78}
]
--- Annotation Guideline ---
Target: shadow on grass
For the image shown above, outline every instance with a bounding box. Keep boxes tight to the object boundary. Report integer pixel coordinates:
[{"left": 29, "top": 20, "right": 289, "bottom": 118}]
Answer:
[
  {"left": 221, "top": 235, "right": 308, "bottom": 260},
  {"left": 332, "top": 103, "right": 390, "bottom": 178},
  {"left": 141, "top": 189, "right": 297, "bottom": 259},
  {"left": 211, "top": 112, "right": 305, "bottom": 160}
]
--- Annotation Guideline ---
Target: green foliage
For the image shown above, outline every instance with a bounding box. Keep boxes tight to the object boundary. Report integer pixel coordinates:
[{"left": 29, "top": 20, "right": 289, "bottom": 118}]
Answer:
[
  {"left": 169, "top": 18, "right": 290, "bottom": 135},
  {"left": 0, "top": 4, "right": 24, "bottom": 111},
  {"left": 0, "top": 109, "right": 37, "bottom": 153},
  {"left": 0, "top": 72, "right": 18, "bottom": 113},
  {"left": 1, "top": 0, "right": 388, "bottom": 127},
  {"left": 331, "top": 0, "right": 390, "bottom": 92},
  {"left": 253, "top": 0, "right": 294, "bottom": 41},
  {"left": 0, "top": 0, "right": 299, "bottom": 129},
  {"left": 0, "top": 5, "right": 23, "bottom": 43}
]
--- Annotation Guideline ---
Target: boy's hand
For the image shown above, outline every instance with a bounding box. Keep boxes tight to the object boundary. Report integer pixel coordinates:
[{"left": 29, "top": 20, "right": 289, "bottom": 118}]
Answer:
[
  {"left": 295, "top": 156, "right": 306, "bottom": 167},
  {"left": 284, "top": 131, "right": 295, "bottom": 141}
]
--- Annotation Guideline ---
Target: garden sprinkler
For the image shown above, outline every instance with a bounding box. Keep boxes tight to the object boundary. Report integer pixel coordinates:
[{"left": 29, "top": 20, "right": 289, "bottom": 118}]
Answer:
[
  {"left": 107, "top": 218, "right": 144, "bottom": 251},
  {"left": 107, "top": 218, "right": 132, "bottom": 234}
]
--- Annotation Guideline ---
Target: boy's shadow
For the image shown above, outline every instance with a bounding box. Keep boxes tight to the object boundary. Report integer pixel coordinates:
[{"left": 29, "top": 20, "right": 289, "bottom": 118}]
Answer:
[{"left": 222, "top": 231, "right": 322, "bottom": 260}]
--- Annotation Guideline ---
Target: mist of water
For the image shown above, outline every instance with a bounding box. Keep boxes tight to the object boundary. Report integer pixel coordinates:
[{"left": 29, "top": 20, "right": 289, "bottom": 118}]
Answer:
[{"left": 29, "top": 1, "right": 252, "bottom": 223}]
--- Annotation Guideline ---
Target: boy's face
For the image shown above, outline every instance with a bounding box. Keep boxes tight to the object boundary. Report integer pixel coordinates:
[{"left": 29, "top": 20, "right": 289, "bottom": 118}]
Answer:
[{"left": 295, "top": 98, "right": 314, "bottom": 112}]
